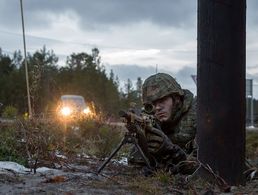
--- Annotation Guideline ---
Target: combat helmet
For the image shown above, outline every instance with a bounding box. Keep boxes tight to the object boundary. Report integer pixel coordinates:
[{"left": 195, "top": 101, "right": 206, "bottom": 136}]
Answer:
[{"left": 142, "top": 73, "right": 184, "bottom": 104}]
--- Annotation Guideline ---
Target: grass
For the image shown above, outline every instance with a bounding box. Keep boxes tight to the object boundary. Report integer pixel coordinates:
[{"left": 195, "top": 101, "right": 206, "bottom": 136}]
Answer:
[
  {"left": 1, "top": 119, "right": 258, "bottom": 194},
  {"left": 246, "top": 131, "right": 258, "bottom": 160},
  {"left": 1, "top": 117, "right": 258, "bottom": 178},
  {"left": 0, "top": 116, "right": 125, "bottom": 169},
  {"left": 87, "top": 169, "right": 219, "bottom": 194}
]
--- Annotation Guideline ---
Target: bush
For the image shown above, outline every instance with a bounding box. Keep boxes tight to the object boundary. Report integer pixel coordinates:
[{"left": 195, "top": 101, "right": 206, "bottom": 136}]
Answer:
[
  {"left": 21, "top": 118, "right": 65, "bottom": 166},
  {"left": 0, "top": 123, "right": 27, "bottom": 165},
  {"left": 2, "top": 105, "right": 18, "bottom": 118},
  {"left": 0, "top": 118, "right": 64, "bottom": 169},
  {"left": 0, "top": 116, "right": 125, "bottom": 170},
  {"left": 246, "top": 131, "right": 258, "bottom": 159},
  {"left": 93, "top": 124, "right": 123, "bottom": 158},
  {"left": 74, "top": 119, "right": 124, "bottom": 158}
]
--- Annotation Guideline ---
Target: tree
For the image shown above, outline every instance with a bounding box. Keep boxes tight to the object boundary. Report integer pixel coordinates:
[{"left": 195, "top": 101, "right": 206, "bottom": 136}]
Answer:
[
  {"left": 27, "top": 46, "right": 59, "bottom": 114},
  {"left": 58, "top": 50, "right": 120, "bottom": 115},
  {"left": 0, "top": 49, "right": 15, "bottom": 75},
  {"left": 109, "top": 69, "right": 115, "bottom": 82},
  {"left": 136, "top": 77, "right": 143, "bottom": 99},
  {"left": 125, "top": 78, "right": 133, "bottom": 96},
  {"left": 0, "top": 47, "right": 122, "bottom": 117},
  {"left": 0, "top": 49, "right": 26, "bottom": 113},
  {"left": 12, "top": 50, "right": 23, "bottom": 68},
  {"left": 92, "top": 48, "right": 101, "bottom": 67},
  {"left": 66, "top": 52, "right": 94, "bottom": 71},
  {"left": 119, "top": 78, "right": 142, "bottom": 110}
]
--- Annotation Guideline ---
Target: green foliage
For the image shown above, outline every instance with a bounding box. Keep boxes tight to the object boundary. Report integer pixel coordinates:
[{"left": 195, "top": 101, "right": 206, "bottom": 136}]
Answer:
[
  {"left": 154, "top": 170, "right": 171, "bottom": 184},
  {"left": 94, "top": 124, "right": 123, "bottom": 158},
  {"left": 246, "top": 131, "right": 258, "bottom": 159},
  {"left": 27, "top": 46, "right": 59, "bottom": 114},
  {"left": 57, "top": 49, "right": 121, "bottom": 115},
  {"left": 0, "top": 118, "right": 64, "bottom": 168},
  {"left": 70, "top": 119, "right": 123, "bottom": 158},
  {"left": 0, "top": 123, "right": 27, "bottom": 165},
  {"left": 0, "top": 46, "right": 142, "bottom": 117},
  {"left": 0, "top": 50, "right": 26, "bottom": 113},
  {"left": 2, "top": 105, "right": 18, "bottom": 118}
]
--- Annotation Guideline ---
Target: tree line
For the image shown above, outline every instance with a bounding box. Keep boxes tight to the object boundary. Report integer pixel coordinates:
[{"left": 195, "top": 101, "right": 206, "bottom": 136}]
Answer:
[{"left": 0, "top": 46, "right": 143, "bottom": 117}]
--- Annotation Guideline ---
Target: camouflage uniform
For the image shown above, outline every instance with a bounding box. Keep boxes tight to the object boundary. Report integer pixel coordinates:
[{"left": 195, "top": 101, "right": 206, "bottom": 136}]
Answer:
[
  {"left": 129, "top": 73, "right": 198, "bottom": 175},
  {"left": 160, "top": 89, "right": 197, "bottom": 154}
]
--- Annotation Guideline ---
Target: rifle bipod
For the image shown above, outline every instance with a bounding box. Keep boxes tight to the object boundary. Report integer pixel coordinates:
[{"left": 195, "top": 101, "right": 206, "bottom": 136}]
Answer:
[{"left": 97, "top": 132, "right": 152, "bottom": 174}]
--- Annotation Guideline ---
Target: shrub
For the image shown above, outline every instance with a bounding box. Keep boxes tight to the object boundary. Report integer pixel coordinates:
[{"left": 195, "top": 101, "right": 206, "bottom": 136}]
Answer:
[
  {"left": 94, "top": 124, "right": 123, "bottom": 158},
  {"left": 21, "top": 118, "right": 64, "bottom": 162},
  {"left": 0, "top": 115, "right": 125, "bottom": 170},
  {"left": 0, "top": 123, "right": 27, "bottom": 165},
  {"left": 2, "top": 105, "right": 18, "bottom": 118},
  {"left": 76, "top": 119, "right": 124, "bottom": 158},
  {"left": 0, "top": 118, "right": 66, "bottom": 169},
  {"left": 246, "top": 131, "right": 258, "bottom": 159}
]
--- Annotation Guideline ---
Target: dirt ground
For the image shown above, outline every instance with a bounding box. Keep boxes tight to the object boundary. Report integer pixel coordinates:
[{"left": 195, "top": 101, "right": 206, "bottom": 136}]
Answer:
[
  {"left": 0, "top": 159, "right": 127, "bottom": 195},
  {"left": 1, "top": 157, "right": 258, "bottom": 195}
]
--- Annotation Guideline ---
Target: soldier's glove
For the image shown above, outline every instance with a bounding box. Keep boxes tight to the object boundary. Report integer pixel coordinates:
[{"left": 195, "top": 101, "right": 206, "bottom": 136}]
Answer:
[
  {"left": 145, "top": 127, "right": 186, "bottom": 164},
  {"left": 126, "top": 123, "right": 157, "bottom": 168},
  {"left": 145, "top": 126, "right": 165, "bottom": 153}
]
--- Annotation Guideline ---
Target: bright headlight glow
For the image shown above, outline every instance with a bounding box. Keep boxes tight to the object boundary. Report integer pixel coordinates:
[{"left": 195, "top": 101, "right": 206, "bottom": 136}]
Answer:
[
  {"left": 60, "top": 106, "right": 72, "bottom": 116},
  {"left": 83, "top": 107, "right": 91, "bottom": 114}
]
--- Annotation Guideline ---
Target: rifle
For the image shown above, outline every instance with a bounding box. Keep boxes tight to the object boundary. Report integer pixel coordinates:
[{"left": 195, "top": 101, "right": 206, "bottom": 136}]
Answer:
[{"left": 97, "top": 110, "right": 156, "bottom": 174}]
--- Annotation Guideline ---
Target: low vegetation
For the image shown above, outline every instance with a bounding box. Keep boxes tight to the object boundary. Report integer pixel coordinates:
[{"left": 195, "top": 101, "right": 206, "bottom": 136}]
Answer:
[
  {"left": 1, "top": 105, "right": 18, "bottom": 118},
  {"left": 0, "top": 122, "right": 26, "bottom": 165},
  {"left": 1, "top": 117, "right": 258, "bottom": 168},
  {"left": 0, "top": 116, "right": 124, "bottom": 171},
  {"left": 246, "top": 131, "right": 258, "bottom": 162},
  {"left": 1, "top": 118, "right": 258, "bottom": 194}
]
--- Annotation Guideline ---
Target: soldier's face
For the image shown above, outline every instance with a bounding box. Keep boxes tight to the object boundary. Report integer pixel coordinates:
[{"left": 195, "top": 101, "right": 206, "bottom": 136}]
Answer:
[{"left": 153, "top": 96, "right": 173, "bottom": 122}]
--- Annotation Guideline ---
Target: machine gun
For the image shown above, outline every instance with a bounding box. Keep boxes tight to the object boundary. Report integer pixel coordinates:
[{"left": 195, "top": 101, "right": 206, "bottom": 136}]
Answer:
[{"left": 97, "top": 110, "right": 157, "bottom": 174}]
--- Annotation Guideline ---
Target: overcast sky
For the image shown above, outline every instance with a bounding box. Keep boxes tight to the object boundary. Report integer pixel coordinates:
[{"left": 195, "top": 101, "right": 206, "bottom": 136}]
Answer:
[{"left": 0, "top": 0, "right": 258, "bottom": 97}]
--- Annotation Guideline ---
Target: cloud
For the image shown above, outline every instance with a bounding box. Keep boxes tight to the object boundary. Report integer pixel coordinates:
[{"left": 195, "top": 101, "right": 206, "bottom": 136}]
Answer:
[
  {"left": 0, "top": 0, "right": 258, "bottom": 98},
  {"left": 0, "top": 1, "right": 197, "bottom": 71},
  {"left": 247, "top": 0, "right": 258, "bottom": 27},
  {"left": 247, "top": 64, "right": 258, "bottom": 74},
  {"left": 105, "top": 64, "right": 197, "bottom": 95},
  {"left": 0, "top": 0, "right": 196, "bottom": 31}
]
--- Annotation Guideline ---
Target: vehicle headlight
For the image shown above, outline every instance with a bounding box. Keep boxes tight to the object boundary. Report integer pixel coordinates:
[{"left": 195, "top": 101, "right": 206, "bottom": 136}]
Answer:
[
  {"left": 60, "top": 106, "right": 72, "bottom": 116},
  {"left": 83, "top": 107, "right": 91, "bottom": 114}
]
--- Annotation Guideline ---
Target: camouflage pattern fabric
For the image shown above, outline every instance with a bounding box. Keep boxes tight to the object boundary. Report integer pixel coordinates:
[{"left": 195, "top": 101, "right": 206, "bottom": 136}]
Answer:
[
  {"left": 128, "top": 89, "right": 198, "bottom": 175},
  {"left": 142, "top": 73, "right": 184, "bottom": 104},
  {"left": 156, "top": 89, "right": 198, "bottom": 174},
  {"left": 163, "top": 89, "right": 197, "bottom": 153}
]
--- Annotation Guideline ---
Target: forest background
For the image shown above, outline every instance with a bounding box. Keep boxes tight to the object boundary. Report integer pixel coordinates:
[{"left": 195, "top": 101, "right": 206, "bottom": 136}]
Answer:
[{"left": 0, "top": 46, "right": 143, "bottom": 118}]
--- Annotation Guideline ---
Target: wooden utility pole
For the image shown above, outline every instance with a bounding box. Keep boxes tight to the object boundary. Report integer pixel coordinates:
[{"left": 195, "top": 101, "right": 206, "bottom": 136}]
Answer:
[
  {"left": 20, "top": 0, "right": 32, "bottom": 118},
  {"left": 197, "top": 0, "right": 246, "bottom": 185}
]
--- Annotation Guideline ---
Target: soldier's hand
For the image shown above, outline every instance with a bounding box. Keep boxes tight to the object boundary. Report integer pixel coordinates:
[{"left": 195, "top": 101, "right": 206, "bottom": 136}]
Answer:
[
  {"left": 145, "top": 127, "right": 167, "bottom": 154},
  {"left": 145, "top": 126, "right": 187, "bottom": 164}
]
